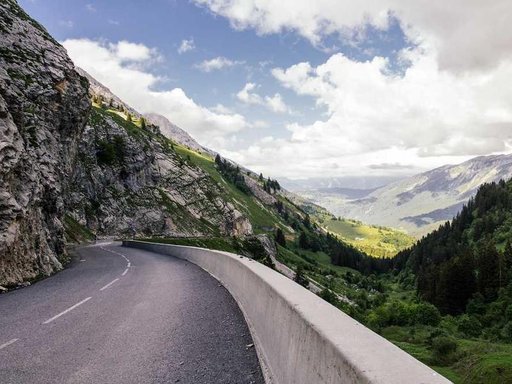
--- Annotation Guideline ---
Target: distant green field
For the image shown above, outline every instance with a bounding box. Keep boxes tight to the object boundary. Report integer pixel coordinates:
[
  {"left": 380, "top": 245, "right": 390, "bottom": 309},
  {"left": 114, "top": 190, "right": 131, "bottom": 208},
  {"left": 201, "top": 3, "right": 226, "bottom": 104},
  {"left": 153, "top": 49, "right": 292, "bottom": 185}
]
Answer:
[{"left": 320, "top": 217, "right": 415, "bottom": 258}]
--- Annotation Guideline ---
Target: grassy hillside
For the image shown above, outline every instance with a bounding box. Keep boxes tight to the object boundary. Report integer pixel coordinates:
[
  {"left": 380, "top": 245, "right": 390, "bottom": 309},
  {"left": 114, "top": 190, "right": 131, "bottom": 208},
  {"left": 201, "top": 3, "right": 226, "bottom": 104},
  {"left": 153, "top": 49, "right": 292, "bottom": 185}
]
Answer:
[
  {"left": 320, "top": 217, "right": 415, "bottom": 258},
  {"left": 300, "top": 201, "right": 415, "bottom": 258}
]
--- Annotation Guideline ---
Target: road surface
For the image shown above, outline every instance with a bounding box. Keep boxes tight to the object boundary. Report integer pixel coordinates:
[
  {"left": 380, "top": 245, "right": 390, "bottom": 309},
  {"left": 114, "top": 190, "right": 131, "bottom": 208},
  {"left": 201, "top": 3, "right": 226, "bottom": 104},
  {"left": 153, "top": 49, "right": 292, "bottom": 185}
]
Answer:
[{"left": 0, "top": 242, "right": 263, "bottom": 384}]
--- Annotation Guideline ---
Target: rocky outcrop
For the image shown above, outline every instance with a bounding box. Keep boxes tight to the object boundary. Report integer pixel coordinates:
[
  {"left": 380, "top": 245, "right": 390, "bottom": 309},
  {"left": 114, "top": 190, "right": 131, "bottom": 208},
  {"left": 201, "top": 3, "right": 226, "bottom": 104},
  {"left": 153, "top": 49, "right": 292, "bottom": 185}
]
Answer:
[
  {"left": 0, "top": 0, "right": 90, "bottom": 286},
  {"left": 244, "top": 175, "right": 277, "bottom": 205},
  {"left": 67, "top": 92, "right": 252, "bottom": 239}
]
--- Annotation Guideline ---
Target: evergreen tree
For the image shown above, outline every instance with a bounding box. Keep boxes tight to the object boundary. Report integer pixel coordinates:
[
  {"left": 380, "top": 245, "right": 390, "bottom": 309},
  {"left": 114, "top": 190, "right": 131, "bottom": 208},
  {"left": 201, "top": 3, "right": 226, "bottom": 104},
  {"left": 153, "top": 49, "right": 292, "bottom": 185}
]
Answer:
[
  {"left": 435, "top": 251, "right": 476, "bottom": 314},
  {"left": 294, "top": 265, "right": 309, "bottom": 288},
  {"left": 140, "top": 116, "right": 146, "bottom": 129},
  {"left": 298, "top": 231, "right": 309, "bottom": 249},
  {"left": 259, "top": 173, "right": 263, "bottom": 182},
  {"left": 275, "top": 228, "right": 286, "bottom": 247},
  {"left": 504, "top": 240, "right": 512, "bottom": 271},
  {"left": 477, "top": 239, "right": 501, "bottom": 300},
  {"left": 303, "top": 214, "right": 311, "bottom": 229}
]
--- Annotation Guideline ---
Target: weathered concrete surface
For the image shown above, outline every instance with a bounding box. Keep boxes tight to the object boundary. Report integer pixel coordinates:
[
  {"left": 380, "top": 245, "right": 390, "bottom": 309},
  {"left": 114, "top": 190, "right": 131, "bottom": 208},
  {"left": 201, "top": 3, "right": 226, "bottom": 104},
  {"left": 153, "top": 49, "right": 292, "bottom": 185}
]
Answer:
[{"left": 123, "top": 240, "right": 452, "bottom": 384}]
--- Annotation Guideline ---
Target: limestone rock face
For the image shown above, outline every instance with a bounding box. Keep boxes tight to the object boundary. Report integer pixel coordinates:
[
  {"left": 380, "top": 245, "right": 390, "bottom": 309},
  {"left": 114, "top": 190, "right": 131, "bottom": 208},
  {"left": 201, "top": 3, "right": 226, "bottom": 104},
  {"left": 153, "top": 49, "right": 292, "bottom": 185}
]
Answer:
[
  {"left": 67, "top": 92, "right": 252, "bottom": 240},
  {"left": 0, "top": 0, "right": 90, "bottom": 285},
  {"left": 244, "top": 175, "right": 277, "bottom": 205}
]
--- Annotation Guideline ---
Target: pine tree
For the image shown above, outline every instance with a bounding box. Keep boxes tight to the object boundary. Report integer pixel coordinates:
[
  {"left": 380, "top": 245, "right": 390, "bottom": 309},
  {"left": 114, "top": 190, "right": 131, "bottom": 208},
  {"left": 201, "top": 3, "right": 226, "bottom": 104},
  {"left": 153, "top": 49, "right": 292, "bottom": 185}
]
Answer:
[
  {"left": 504, "top": 241, "right": 512, "bottom": 272},
  {"left": 294, "top": 265, "right": 309, "bottom": 288},
  {"left": 259, "top": 173, "right": 263, "bottom": 182},
  {"left": 140, "top": 117, "right": 146, "bottom": 129},
  {"left": 435, "top": 250, "right": 476, "bottom": 314},
  {"left": 275, "top": 228, "right": 286, "bottom": 247},
  {"left": 303, "top": 214, "right": 311, "bottom": 229},
  {"left": 298, "top": 231, "right": 309, "bottom": 249},
  {"left": 476, "top": 239, "right": 500, "bottom": 301}
]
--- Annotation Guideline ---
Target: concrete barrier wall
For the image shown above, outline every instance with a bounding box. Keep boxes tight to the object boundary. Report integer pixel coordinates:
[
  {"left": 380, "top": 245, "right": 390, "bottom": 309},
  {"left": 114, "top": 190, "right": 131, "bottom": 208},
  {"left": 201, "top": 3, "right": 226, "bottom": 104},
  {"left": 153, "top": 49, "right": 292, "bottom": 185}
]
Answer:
[{"left": 123, "top": 240, "right": 451, "bottom": 384}]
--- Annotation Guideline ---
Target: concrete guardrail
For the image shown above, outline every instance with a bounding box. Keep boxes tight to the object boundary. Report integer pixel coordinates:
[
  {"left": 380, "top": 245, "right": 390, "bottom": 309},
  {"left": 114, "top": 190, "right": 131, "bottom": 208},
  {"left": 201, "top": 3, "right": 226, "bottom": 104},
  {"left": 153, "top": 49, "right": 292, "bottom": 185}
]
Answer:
[{"left": 122, "top": 240, "right": 451, "bottom": 384}]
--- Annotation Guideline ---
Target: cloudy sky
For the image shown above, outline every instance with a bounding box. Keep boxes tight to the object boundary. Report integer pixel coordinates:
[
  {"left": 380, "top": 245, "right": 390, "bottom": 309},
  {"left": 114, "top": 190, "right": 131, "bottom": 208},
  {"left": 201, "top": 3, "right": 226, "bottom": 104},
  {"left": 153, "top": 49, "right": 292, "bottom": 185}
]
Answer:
[{"left": 20, "top": 0, "right": 512, "bottom": 179}]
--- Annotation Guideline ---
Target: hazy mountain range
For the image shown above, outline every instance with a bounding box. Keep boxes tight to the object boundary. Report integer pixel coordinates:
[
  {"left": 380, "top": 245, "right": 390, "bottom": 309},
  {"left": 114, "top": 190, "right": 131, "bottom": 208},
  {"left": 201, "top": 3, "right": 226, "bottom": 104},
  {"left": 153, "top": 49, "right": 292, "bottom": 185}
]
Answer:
[{"left": 291, "top": 155, "right": 512, "bottom": 237}]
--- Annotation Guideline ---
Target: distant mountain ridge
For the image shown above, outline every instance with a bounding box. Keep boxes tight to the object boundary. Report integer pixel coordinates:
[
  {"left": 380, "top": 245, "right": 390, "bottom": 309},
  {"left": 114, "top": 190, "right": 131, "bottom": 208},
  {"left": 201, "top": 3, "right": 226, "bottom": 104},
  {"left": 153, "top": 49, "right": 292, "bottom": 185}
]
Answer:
[
  {"left": 301, "top": 155, "right": 512, "bottom": 237},
  {"left": 143, "top": 113, "right": 208, "bottom": 154}
]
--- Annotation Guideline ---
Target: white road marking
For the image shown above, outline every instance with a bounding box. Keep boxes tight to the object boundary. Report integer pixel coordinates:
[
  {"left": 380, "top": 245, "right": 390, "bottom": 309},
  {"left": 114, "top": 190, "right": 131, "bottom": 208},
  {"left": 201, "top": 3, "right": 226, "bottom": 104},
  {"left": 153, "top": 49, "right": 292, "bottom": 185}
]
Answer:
[
  {"left": 127, "top": 262, "right": 131, "bottom": 268},
  {"left": 122, "top": 268, "right": 129, "bottom": 276},
  {"left": 100, "top": 247, "right": 130, "bottom": 264},
  {"left": 43, "top": 297, "right": 92, "bottom": 324},
  {"left": 0, "top": 338, "right": 19, "bottom": 350},
  {"left": 99, "top": 278, "right": 119, "bottom": 291}
]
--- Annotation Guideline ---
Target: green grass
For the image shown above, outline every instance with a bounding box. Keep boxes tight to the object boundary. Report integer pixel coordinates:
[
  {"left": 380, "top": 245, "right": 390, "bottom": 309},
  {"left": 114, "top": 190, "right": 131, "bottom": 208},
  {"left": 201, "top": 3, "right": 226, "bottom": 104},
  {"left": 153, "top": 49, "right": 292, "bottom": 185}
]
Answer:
[
  {"left": 381, "top": 326, "right": 512, "bottom": 384},
  {"left": 63, "top": 214, "right": 95, "bottom": 243},
  {"left": 320, "top": 217, "right": 415, "bottom": 258}
]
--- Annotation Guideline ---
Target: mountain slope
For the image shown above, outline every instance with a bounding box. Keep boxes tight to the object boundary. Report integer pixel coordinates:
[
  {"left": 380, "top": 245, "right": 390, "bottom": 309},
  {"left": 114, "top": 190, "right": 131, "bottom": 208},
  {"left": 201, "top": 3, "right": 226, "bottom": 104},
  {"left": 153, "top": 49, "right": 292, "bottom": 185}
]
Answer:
[
  {"left": 397, "top": 179, "right": 512, "bottom": 327},
  {"left": 311, "top": 155, "right": 512, "bottom": 236},
  {"left": 0, "top": 1, "right": 256, "bottom": 285},
  {"left": 77, "top": 69, "right": 210, "bottom": 155},
  {"left": 67, "top": 103, "right": 252, "bottom": 238}
]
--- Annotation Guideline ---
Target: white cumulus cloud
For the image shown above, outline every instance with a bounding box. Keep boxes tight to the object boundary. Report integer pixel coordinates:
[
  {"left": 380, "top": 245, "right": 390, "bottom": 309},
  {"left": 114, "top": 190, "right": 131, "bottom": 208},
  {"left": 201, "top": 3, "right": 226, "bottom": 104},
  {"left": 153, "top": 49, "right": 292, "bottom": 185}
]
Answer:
[
  {"left": 225, "top": 48, "right": 512, "bottom": 178},
  {"left": 193, "top": 0, "right": 512, "bottom": 73},
  {"left": 178, "top": 38, "right": 195, "bottom": 54},
  {"left": 62, "top": 39, "right": 249, "bottom": 149},
  {"left": 236, "top": 83, "right": 289, "bottom": 114},
  {"left": 195, "top": 56, "right": 244, "bottom": 72}
]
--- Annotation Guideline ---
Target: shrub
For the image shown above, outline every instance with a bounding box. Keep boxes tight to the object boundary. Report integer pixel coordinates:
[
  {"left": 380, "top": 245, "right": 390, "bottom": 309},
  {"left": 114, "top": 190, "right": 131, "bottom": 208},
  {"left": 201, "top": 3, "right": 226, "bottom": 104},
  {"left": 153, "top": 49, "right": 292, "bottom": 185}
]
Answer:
[
  {"left": 431, "top": 336, "right": 458, "bottom": 365},
  {"left": 457, "top": 314, "right": 482, "bottom": 337},
  {"left": 501, "top": 321, "right": 512, "bottom": 342},
  {"left": 320, "top": 288, "right": 339, "bottom": 307},
  {"left": 294, "top": 265, "right": 309, "bottom": 288},
  {"left": 414, "top": 302, "right": 442, "bottom": 326}
]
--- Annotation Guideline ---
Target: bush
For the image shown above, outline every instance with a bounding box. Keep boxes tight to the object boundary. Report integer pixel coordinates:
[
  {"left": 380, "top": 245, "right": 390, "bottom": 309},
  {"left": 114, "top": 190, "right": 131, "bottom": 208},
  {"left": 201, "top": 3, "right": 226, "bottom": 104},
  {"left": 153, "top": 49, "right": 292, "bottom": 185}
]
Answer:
[
  {"left": 319, "top": 288, "right": 339, "bottom": 307},
  {"left": 96, "top": 136, "right": 125, "bottom": 166},
  {"left": 426, "top": 328, "right": 449, "bottom": 346},
  {"left": 457, "top": 314, "right": 482, "bottom": 337},
  {"left": 501, "top": 321, "right": 512, "bottom": 342},
  {"left": 414, "top": 302, "right": 441, "bottom": 326},
  {"left": 294, "top": 265, "right": 309, "bottom": 288},
  {"left": 431, "top": 336, "right": 458, "bottom": 365}
]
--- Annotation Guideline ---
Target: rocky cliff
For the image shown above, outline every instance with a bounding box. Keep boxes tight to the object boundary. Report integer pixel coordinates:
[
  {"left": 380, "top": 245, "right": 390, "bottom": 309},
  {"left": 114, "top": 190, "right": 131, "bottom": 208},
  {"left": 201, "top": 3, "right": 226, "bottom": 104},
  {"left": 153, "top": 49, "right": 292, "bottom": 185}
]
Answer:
[
  {"left": 0, "top": 0, "right": 255, "bottom": 286},
  {"left": 0, "top": 0, "right": 90, "bottom": 285},
  {"left": 67, "top": 102, "right": 252, "bottom": 239}
]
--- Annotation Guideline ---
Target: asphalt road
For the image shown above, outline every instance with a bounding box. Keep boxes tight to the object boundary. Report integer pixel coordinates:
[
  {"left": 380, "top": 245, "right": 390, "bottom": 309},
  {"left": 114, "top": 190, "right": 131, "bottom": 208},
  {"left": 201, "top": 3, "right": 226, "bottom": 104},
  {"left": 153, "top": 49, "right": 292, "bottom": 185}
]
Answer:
[{"left": 0, "top": 242, "right": 264, "bottom": 384}]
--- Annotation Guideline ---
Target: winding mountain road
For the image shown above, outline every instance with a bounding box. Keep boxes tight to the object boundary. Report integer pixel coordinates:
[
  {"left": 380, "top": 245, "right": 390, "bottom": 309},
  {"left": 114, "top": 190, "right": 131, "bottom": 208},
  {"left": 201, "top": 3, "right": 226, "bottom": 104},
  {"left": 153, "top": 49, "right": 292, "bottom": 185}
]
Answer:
[{"left": 0, "top": 242, "right": 263, "bottom": 384}]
